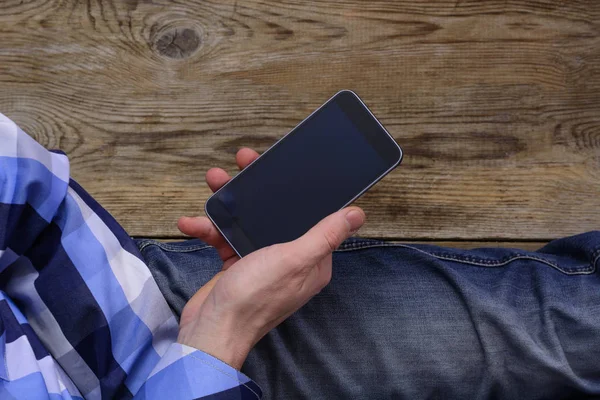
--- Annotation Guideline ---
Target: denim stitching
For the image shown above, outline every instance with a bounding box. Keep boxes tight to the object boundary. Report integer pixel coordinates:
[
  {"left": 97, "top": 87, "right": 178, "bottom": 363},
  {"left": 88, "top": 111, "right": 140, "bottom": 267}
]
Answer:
[
  {"left": 338, "top": 240, "right": 389, "bottom": 250},
  {"left": 136, "top": 240, "right": 600, "bottom": 275},
  {"left": 135, "top": 240, "right": 153, "bottom": 252},
  {"left": 335, "top": 242, "right": 596, "bottom": 275},
  {"left": 187, "top": 353, "right": 261, "bottom": 399},
  {"left": 593, "top": 247, "right": 600, "bottom": 269},
  {"left": 136, "top": 240, "right": 212, "bottom": 253}
]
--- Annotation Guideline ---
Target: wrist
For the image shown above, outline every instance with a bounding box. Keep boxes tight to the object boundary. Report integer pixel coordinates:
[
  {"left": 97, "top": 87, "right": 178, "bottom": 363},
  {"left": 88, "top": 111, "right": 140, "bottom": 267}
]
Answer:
[
  {"left": 178, "top": 335, "right": 250, "bottom": 370},
  {"left": 177, "top": 315, "right": 254, "bottom": 370}
]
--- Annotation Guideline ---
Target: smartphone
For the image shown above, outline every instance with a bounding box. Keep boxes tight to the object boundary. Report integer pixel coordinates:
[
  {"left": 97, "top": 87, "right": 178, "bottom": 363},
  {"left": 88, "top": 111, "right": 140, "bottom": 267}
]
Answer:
[{"left": 205, "top": 90, "right": 403, "bottom": 257}]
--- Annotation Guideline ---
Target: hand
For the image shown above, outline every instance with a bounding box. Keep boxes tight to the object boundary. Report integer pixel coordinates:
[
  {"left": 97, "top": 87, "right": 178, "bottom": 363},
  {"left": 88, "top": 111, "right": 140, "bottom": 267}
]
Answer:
[{"left": 176, "top": 148, "right": 366, "bottom": 369}]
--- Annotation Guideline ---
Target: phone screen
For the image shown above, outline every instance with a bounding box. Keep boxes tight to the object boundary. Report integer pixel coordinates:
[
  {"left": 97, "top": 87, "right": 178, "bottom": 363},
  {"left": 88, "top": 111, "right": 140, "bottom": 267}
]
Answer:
[{"left": 206, "top": 91, "right": 402, "bottom": 257}]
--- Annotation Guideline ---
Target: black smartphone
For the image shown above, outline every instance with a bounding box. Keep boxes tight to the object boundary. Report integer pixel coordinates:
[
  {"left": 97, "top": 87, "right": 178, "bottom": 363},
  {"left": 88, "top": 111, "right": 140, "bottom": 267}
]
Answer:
[{"left": 205, "top": 90, "right": 403, "bottom": 257}]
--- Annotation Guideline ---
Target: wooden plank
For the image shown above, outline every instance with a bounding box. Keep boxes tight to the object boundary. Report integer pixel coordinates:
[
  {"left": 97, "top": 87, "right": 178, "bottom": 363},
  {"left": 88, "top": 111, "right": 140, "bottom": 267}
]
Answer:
[{"left": 0, "top": 1, "right": 598, "bottom": 240}]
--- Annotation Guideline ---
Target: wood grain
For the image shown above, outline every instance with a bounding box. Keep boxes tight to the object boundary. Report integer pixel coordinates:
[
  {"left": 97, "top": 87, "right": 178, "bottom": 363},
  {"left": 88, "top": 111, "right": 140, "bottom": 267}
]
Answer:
[{"left": 0, "top": 0, "right": 598, "bottom": 240}]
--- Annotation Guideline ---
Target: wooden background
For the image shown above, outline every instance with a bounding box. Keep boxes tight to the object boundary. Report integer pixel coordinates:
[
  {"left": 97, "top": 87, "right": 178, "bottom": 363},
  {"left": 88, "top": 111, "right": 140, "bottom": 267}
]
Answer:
[{"left": 1, "top": 0, "right": 598, "bottom": 246}]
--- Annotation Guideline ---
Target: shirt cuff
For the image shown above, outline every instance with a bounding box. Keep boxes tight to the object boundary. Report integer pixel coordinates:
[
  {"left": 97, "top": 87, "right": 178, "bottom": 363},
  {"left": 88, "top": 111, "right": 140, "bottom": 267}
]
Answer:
[{"left": 135, "top": 343, "right": 262, "bottom": 399}]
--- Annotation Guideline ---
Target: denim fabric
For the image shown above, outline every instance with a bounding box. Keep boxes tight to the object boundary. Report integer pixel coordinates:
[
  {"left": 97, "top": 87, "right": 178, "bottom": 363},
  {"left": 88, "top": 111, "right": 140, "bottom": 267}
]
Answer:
[{"left": 135, "top": 232, "right": 600, "bottom": 400}]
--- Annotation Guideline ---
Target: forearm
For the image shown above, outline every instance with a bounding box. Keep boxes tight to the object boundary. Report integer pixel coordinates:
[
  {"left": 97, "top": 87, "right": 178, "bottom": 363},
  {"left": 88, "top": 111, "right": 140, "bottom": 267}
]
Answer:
[{"left": 0, "top": 113, "right": 262, "bottom": 399}]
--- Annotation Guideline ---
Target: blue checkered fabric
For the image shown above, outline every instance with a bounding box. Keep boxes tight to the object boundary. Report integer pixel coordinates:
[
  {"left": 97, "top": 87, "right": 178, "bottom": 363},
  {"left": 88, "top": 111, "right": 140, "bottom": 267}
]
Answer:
[{"left": 0, "top": 113, "right": 262, "bottom": 399}]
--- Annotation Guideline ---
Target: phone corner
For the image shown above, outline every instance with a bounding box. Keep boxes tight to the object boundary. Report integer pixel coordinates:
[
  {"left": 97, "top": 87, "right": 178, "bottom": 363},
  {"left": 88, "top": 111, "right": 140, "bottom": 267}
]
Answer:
[
  {"left": 204, "top": 195, "right": 213, "bottom": 218},
  {"left": 394, "top": 146, "right": 404, "bottom": 167},
  {"left": 385, "top": 135, "right": 403, "bottom": 169},
  {"left": 335, "top": 89, "right": 361, "bottom": 100}
]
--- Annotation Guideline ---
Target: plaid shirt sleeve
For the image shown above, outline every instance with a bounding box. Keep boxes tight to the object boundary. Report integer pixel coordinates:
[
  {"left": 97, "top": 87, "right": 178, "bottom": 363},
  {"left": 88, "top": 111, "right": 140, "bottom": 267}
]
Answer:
[{"left": 0, "top": 113, "right": 262, "bottom": 399}]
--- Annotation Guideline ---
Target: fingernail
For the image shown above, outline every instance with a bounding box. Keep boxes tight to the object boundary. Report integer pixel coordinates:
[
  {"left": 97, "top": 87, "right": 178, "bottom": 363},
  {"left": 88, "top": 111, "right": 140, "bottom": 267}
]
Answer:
[{"left": 345, "top": 210, "right": 364, "bottom": 233}]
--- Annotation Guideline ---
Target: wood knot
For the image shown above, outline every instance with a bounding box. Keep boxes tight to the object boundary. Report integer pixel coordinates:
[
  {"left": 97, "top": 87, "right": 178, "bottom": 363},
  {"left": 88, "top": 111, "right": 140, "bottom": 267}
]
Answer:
[{"left": 154, "top": 28, "right": 201, "bottom": 59}]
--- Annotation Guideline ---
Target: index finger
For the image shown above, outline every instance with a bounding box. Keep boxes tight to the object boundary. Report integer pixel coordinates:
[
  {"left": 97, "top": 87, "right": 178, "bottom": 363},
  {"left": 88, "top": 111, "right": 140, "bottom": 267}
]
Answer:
[{"left": 236, "top": 148, "right": 260, "bottom": 170}]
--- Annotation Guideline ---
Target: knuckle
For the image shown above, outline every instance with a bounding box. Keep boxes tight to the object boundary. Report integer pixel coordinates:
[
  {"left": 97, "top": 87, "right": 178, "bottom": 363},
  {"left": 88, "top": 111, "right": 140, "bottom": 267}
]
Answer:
[{"left": 322, "top": 229, "right": 342, "bottom": 253}]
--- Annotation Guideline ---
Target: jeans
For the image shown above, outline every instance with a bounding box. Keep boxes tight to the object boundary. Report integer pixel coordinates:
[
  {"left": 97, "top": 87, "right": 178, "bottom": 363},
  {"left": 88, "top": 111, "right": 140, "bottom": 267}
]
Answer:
[{"left": 135, "top": 232, "right": 600, "bottom": 400}]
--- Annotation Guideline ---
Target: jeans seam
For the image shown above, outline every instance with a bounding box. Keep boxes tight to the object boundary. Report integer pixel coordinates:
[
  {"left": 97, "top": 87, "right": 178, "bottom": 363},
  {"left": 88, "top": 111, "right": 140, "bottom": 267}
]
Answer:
[
  {"left": 135, "top": 240, "right": 600, "bottom": 274},
  {"left": 136, "top": 239, "right": 212, "bottom": 253},
  {"left": 593, "top": 247, "right": 600, "bottom": 269},
  {"left": 335, "top": 242, "right": 597, "bottom": 275}
]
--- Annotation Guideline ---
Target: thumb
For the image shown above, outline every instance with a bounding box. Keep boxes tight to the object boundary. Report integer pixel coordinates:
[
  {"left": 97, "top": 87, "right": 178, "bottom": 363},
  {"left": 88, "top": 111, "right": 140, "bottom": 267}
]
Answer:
[{"left": 293, "top": 207, "right": 365, "bottom": 265}]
